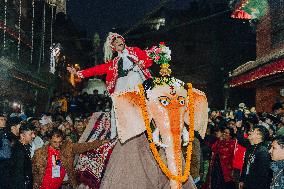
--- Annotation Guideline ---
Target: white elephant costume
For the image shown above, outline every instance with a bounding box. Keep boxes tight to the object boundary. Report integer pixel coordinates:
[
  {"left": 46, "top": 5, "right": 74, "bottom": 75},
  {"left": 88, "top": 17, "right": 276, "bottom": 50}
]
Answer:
[{"left": 99, "top": 75, "right": 208, "bottom": 189}]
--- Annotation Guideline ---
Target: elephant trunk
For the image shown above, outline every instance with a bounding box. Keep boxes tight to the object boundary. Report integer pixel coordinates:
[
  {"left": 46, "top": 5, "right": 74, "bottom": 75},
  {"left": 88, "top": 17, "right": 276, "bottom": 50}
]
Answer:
[{"left": 162, "top": 108, "right": 184, "bottom": 189}]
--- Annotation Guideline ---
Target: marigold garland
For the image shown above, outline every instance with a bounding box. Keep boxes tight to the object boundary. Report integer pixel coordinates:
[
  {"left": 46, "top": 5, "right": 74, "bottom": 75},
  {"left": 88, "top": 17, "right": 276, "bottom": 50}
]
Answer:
[{"left": 138, "top": 83, "right": 194, "bottom": 183}]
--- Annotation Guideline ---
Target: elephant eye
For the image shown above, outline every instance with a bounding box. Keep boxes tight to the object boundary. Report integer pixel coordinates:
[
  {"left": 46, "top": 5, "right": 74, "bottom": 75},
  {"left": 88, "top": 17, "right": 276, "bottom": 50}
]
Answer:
[
  {"left": 158, "top": 96, "right": 171, "bottom": 107},
  {"left": 178, "top": 96, "right": 186, "bottom": 106}
]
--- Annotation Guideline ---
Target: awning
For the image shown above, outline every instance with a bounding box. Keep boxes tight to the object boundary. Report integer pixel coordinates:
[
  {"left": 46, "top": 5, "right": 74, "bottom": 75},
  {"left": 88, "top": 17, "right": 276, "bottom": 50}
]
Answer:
[{"left": 230, "top": 58, "right": 284, "bottom": 87}]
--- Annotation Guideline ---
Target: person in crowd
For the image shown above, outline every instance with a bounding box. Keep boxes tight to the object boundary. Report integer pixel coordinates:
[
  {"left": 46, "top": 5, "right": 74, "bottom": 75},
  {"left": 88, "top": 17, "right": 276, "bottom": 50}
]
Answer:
[
  {"left": 237, "top": 124, "right": 272, "bottom": 189},
  {"left": 58, "top": 94, "right": 68, "bottom": 114},
  {"left": 236, "top": 102, "right": 246, "bottom": 127},
  {"left": 32, "top": 128, "right": 107, "bottom": 189},
  {"left": 207, "top": 127, "right": 236, "bottom": 189},
  {"left": 104, "top": 101, "right": 111, "bottom": 112},
  {"left": 187, "top": 133, "right": 201, "bottom": 186},
  {"left": 29, "top": 117, "right": 44, "bottom": 157},
  {"left": 10, "top": 122, "right": 36, "bottom": 189},
  {"left": 6, "top": 116, "right": 22, "bottom": 145},
  {"left": 187, "top": 131, "right": 204, "bottom": 188},
  {"left": 39, "top": 114, "right": 53, "bottom": 144},
  {"left": 232, "top": 124, "right": 248, "bottom": 189},
  {"left": 69, "top": 95, "right": 78, "bottom": 115},
  {"left": 272, "top": 102, "right": 284, "bottom": 118},
  {"left": 89, "top": 89, "right": 100, "bottom": 112},
  {"left": 74, "top": 117, "right": 86, "bottom": 140},
  {"left": 269, "top": 135, "right": 284, "bottom": 189},
  {"left": 200, "top": 127, "right": 212, "bottom": 185},
  {"left": 0, "top": 113, "right": 12, "bottom": 189}
]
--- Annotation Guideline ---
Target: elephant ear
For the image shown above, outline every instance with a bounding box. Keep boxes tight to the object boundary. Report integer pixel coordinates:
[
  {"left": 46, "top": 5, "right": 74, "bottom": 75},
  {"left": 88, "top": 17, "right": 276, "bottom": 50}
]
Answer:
[
  {"left": 112, "top": 91, "right": 146, "bottom": 143},
  {"left": 185, "top": 88, "right": 208, "bottom": 139}
]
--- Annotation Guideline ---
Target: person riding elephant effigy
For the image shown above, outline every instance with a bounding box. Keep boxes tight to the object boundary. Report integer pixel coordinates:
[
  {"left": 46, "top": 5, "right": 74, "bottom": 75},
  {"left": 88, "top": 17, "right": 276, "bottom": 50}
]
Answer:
[
  {"left": 68, "top": 32, "right": 154, "bottom": 188},
  {"left": 69, "top": 36, "right": 208, "bottom": 189},
  {"left": 68, "top": 32, "right": 153, "bottom": 138},
  {"left": 97, "top": 42, "right": 208, "bottom": 189}
]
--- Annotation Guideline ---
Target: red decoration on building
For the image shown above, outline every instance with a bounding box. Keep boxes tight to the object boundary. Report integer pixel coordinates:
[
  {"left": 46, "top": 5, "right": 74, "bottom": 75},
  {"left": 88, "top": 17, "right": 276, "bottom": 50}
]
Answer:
[{"left": 230, "top": 59, "right": 284, "bottom": 87}]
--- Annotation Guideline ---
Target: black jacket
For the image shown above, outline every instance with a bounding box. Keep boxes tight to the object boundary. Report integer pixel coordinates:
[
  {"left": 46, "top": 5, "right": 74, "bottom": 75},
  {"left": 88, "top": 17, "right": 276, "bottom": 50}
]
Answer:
[
  {"left": 10, "top": 141, "right": 33, "bottom": 189},
  {"left": 237, "top": 128, "right": 272, "bottom": 189}
]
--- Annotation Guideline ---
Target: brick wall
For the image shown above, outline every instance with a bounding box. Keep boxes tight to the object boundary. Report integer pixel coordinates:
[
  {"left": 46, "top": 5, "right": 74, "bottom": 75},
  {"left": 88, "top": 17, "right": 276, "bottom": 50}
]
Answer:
[
  {"left": 255, "top": 86, "right": 284, "bottom": 112},
  {"left": 256, "top": 14, "right": 272, "bottom": 59}
]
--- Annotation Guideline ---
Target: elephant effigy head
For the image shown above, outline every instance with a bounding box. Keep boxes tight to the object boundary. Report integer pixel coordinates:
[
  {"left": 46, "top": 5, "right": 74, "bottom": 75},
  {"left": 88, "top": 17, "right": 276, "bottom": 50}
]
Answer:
[{"left": 112, "top": 75, "right": 208, "bottom": 189}]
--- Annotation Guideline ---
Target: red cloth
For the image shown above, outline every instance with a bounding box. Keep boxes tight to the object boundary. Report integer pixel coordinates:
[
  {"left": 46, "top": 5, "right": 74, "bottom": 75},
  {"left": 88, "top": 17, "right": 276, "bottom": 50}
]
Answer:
[
  {"left": 77, "top": 46, "right": 152, "bottom": 94},
  {"left": 232, "top": 134, "right": 248, "bottom": 171},
  {"left": 211, "top": 139, "right": 236, "bottom": 182},
  {"left": 40, "top": 146, "right": 66, "bottom": 189}
]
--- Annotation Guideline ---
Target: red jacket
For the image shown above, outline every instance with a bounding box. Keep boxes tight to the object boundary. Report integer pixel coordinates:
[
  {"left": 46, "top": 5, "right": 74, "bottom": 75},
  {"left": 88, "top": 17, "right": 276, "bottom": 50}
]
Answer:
[
  {"left": 77, "top": 46, "right": 152, "bottom": 94},
  {"left": 211, "top": 138, "right": 236, "bottom": 182},
  {"left": 232, "top": 134, "right": 248, "bottom": 171}
]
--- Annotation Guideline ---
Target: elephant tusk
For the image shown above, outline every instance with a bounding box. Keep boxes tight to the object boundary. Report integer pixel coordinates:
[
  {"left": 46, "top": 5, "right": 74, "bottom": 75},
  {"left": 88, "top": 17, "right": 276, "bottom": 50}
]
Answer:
[
  {"left": 153, "top": 128, "right": 169, "bottom": 148},
  {"left": 182, "top": 127, "right": 189, "bottom": 146}
]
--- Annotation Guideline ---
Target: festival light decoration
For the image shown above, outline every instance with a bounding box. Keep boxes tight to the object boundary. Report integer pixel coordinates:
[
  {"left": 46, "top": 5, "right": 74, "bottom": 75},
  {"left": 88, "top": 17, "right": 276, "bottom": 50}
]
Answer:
[
  {"left": 17, "top": 0, "right": 22, "bottom": 60},
  {"left": 30, "top": 0, "right": 35, "bottom": 64},
  {"left": 3, "top": 0, "right": 7, "bottom": 49}
]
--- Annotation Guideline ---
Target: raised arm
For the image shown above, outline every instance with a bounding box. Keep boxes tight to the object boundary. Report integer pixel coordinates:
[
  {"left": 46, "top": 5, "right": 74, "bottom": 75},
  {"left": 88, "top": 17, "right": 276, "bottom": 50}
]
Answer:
[
  {"left": 71, "top": 140, "right": 107, "bottom": 154},
  {"left": 75, "top": 61, "right": 112, "bottom": 78}
]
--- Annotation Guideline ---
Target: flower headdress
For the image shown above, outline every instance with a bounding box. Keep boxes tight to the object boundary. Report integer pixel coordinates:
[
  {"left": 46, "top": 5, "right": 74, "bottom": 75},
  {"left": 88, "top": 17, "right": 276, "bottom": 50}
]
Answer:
[{"left": 147, "top": 42, "right": 172, "bottom": 76}]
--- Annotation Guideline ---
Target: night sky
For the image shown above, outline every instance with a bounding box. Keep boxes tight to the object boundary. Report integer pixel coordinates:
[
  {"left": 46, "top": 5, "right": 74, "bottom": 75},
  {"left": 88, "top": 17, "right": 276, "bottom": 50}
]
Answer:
[{"left": 67, "top": 0, "right": 162, "bottom": 37}]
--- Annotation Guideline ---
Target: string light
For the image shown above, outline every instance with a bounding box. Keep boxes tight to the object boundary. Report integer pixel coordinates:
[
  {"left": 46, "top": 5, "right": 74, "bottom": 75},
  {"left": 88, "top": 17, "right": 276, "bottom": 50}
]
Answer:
[
  {"left": 42, "top": 2, "right": 46, "bottom": 65},
  {"left": 50, "top": 5, "right": 54, "bottom": 46},
  {"left": 18, "top": 0, "right": 22, "bottom": 60},
  {"left": 30, "top": 0, "right": 35, "bottom": 64},
  {"left": 3, "top": 0, "right": 7, "bottom": 49},
  {"left": 49, "top": 5, "right": 55, "bottom": 73}
]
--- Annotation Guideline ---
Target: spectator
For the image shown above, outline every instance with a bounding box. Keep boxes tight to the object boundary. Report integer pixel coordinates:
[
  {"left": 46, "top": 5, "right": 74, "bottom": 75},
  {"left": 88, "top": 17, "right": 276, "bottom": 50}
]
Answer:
[
  {"left": 0, "top": 113, "right": 12, "bottom": 189},
  {"left": 32, "top": 129, "right": 107, "bottom": 189},
  {"left": 74, "top": 117, "right": 86, "bottom": 140},
  {"left": 89, "top": 89, "right": 100, "bottom": 112},
  {"left": 6, "top": 116, "right": 22, "bottom": 145},
  {"left": 10, "top": 122, "right": 36, "bottom": 189},
  {"left": 187, "top": 134, "right": 201, "bottom": 186},
  {"left": 208, "top": 127, "right": 236, "bottom": 189},
  {"left": 238, "top": 125, "right": 272, "bottom": 189},
  {"left": 272, "top": 102, "right": 284, "bottom": 117},
  {"left": 269, "top": 135, "right": 284, "bottom": 189},
  {"left": 236, "top": 103, "right": 246, "bottom": 127}
]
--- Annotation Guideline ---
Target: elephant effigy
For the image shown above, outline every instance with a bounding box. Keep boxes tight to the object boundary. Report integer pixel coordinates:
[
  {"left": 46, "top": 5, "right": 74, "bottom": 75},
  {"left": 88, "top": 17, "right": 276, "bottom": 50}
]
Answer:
[
  {"left": 76, "top": 42, "right": 208, "bottom": 189},
  {"left": 99, "top": 74, "right": 208, "bottom": 189}
]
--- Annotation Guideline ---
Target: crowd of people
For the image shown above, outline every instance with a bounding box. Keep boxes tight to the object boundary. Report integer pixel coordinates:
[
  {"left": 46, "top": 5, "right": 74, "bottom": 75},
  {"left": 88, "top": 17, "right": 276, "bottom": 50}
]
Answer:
[
  {"left": 0, "top": 109, "right": 108, "bottom": 189},
  {"left": 1, "top": 100, "right": 284, "bottom": 189},
  {"left": 50, "top": 89, "right": 112, "bottom": 117},
  {"left": 192, "top": 102, "right": 284, "bottom": 189}
]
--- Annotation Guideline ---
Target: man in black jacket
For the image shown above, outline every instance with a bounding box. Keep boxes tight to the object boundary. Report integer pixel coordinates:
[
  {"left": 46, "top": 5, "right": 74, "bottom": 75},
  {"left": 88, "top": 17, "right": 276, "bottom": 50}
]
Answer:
[
  {"left": 237, "top": 124, "right": 272, "bottom": 189},
  {"left": 0, "top": 113, "right": 12, "bottom": 189},
  {"left": 10, "top": 122, "right": 35, "bottom": 189}
]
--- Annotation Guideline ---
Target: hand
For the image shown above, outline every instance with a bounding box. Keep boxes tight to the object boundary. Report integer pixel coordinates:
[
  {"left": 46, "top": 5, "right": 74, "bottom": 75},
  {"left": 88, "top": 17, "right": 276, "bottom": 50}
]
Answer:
[
  {"left": 239, "top": 182, "right": 244, "bottom": 189},
  {"left": 67, "top": 66, "right": 77, "bottom": 75}
]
